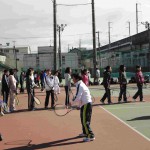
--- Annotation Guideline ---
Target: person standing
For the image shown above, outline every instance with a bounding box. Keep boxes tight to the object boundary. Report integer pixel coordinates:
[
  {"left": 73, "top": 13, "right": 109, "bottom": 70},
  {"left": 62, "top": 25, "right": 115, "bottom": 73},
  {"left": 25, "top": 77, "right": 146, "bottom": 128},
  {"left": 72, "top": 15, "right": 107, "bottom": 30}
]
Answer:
[
  {"left": 1, "top": 70, "right": 9, "bottom": 108},
  {"left": 95, "top": 67, "right": 100, "bottom": 85},
  {"left": 100, "top": 66, "right": 112, "bottom": 104},
  {"left": 14, "top": 69, "right": 19, "bottom": 94},
  {"left": 26, "top": 68, "right": 36, "bottom": 111},
  {"left": 20, "top": 71, "right": 25, "bottom": 93},
  {"left": 40, "top": 71, "right": 44, "bottom": 91},
  {"left": 81, "top": 69, "right": 89, "bottom": 86},
  {"left": 133, "top": 65, "right": 145, "bottom": 102},
  {"left": 44, "top": 69, "right": 55, "bottom": 109},
  {"left": 64, "top": 67, "right": 72, "bottom": 107},
  {"left": 58, "top": 69, "right": 62, "bottom": 84},
  {"left": 54, "top": 70, "right": 60, "bottom": 94},
  {"left": 71, "top": 73, "right": 95, "bottom": 142},
  {"left": 8, "top": 69, "right": 17, "bottom": 112},
  {"left": 118, "top": 65, "right": 128, "bottom": 103}
]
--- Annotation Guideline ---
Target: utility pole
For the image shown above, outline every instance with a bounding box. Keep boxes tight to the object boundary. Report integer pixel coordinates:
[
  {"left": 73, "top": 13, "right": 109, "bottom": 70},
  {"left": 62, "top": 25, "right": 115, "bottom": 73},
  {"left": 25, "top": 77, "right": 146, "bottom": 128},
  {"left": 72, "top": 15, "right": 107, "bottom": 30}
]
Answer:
[
  {"left": 96, "top": 31, "right": 101, "bottom": 67},
  {"left": 91, "top": 0, "right": 97, "bottom": 83},
  {"left": 13, "top": 41, "right": 17, "bottom": 69},
  {"left": 53, "top": 0, "right": 57, "bottom": 71},
  {"left": 57, "top": 24, "right": 67, "bottom": 69},
  {"left": 127, "top": 21, "right": 131, "bottom": 37},
  {"left": 68, "top": 44, "right": 70, "bottom": 52},
  {"left": 79, "top": 39, "right": 81, "bottom": 50},
  {"left": 136, "top": 3, "right": 139, "bottom": 34},
  {"left": 108, "top": 22, "right": 112, "bottom": 50}
]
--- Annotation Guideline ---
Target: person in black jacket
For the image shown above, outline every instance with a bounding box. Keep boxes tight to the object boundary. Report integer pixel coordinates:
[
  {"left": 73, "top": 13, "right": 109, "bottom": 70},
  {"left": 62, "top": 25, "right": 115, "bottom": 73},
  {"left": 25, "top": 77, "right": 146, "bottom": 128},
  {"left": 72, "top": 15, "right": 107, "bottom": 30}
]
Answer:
[
  {"left": 1, "top": 70, "right": 9, "bottom": 107},
  {"left": 118, "top": 65, "right": 128, "bottom": 103},
  {"left": 100, "top": 66, "right": 112, "bottom": 104},
  {"left": 20, "top": 71, "right": 25, "bottom": 93},
  {"left": 26, "top": 68, "right": 36, "bottom": 111}
]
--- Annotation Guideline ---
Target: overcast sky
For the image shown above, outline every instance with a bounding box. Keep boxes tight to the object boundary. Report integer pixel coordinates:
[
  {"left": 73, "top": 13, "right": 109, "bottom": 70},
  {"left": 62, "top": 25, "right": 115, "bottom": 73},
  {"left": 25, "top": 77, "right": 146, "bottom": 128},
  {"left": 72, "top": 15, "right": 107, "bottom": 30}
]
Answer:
[{"left": 0, "top": 0, "right": 150, "bottom": 52}]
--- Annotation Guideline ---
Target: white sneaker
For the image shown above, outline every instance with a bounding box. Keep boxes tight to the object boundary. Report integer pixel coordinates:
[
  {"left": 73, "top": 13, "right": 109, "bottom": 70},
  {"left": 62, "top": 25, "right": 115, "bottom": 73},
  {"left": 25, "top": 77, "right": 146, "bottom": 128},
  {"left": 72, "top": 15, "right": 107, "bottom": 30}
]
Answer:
[
  {"left": 0, "top": 112, "right": 4, "bottom": 116},
  {"left": 132, "top": 98, "right": 136, "bottom": 101},
  {"left": 83, "top": 137, "right": 95, "bottom": 142}
]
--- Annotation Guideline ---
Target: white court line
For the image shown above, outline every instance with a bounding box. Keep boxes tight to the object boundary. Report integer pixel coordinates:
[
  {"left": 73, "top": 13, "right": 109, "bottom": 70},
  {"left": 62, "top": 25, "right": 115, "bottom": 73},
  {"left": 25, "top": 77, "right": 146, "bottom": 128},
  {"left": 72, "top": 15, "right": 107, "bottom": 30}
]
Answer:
[
  {"left": 99, "top": 106, "right": 150, "bottom": 142},
  {"left": 105, "top": 105, "right": 150, "bottom": 110}
]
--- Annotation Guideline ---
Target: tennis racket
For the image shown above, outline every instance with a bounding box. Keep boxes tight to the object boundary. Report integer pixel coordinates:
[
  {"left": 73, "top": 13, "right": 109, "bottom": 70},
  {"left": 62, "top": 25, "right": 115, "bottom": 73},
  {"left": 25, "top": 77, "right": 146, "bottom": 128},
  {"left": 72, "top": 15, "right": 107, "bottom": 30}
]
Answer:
[
  {"left": 91, "top": 94, "right": 95, "bottom": 103},
  {"left": 144, "top": 83, "right": 150, "bottom": 89},
  {"left": 15, "top": 95, "right": 19, "bottom": 105},
  {"left": 54, "top": 93, "right": 58, "bottom": 102},
  {"left": 111, "top": 89, "right": 119, "bottom": 98},
  {"left": 54, "top": 104, "right": 79, "bottom": 116},
  {"left": 69, "top": 89, "right": 75, "bottom": 100},
  {"left": 34, "top": 96, "right": 41, "bottom": 105},
  {"left": 30, "top": 93, "right": 41, "bottom": 105}
]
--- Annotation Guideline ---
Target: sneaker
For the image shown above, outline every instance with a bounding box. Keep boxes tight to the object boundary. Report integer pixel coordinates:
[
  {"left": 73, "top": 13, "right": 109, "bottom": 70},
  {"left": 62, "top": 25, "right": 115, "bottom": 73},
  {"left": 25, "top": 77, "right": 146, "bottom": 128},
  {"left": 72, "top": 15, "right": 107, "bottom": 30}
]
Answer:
[
  {"left": 83, "top": 137, "right": 95, "bottom": 142},
  {"left": 79, "top": 133, "right": 86, "bottom": 137},
  {"left": 100, "top": 99, "right": 105, "bottom": 104},
  {"left": 0, "top": 134, "right": 3, "bottom": 141},
  {"left": 108, "top": 102, "right": 113, "bottom": 105},
  {"left": 140, "top": 100, "right": 146, "bottom": 102},
  {"left": 0, "top": 112, "right": 4, "bottom": 116},
  {"left": 45, "top": 106, "right": 48, "bottom": 109},
  {"left": 132, "top": 98, "right": 136, "bottom": 101}
]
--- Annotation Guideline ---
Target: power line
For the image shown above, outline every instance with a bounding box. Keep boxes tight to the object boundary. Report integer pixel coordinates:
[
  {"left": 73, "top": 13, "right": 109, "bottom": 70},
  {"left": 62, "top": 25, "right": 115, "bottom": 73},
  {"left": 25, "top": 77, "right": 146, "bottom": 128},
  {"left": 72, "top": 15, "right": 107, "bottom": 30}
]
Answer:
[
  {"left": 0, "top": 32, "right": 93, "bottom": 39},
  {"left": 57, "top": 3, "right": 91, "bottom": 6}
]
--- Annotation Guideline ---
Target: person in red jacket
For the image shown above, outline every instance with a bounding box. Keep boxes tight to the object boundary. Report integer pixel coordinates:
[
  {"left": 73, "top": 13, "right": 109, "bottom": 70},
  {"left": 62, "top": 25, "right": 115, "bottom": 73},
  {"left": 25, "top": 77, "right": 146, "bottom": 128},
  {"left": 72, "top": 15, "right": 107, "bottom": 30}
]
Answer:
[{"left": 133, "top": 65, "right": 145, "bottom": 102}]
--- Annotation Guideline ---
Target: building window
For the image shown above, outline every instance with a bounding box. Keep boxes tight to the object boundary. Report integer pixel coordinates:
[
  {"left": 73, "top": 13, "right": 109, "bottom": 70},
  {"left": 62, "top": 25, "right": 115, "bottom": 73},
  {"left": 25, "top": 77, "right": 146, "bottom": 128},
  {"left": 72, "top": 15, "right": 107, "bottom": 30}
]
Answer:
[
  {"left": 16, "top": 49, "right": 19, "bottom": 53},
  {"left": 62, "top": 56, "right": 65, "bottom": 65},
  {"left": 4, "top": 49, "right": 9, "bottom": 53}
]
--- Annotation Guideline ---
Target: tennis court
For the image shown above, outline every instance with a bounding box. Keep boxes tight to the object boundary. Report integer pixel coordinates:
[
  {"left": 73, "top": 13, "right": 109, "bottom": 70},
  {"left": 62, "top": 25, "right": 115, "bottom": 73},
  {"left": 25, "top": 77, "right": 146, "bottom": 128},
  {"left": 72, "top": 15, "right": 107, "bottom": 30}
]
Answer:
[{"left": 0, "top": 84, "right": 150, "bottom": 150}]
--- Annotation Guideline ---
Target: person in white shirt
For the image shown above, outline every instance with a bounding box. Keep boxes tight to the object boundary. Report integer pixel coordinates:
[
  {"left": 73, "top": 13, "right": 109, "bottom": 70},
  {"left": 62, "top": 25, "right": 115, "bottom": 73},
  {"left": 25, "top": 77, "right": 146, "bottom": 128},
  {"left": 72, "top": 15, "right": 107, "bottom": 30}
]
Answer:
[
  {"left": 71, "top": 73, "right": 95, "bottom": 142},
  {"left": 54, "top": 71, "right": 60, "bottom": 94},
  {"left": 44, "top": 69, "right": 55, "bottom": 109},
  {"left": 8, "top": 69, "right": 17, "bottom": 112},
  {"left": 95, "top": 68, "right": 100, "bottom": 84}
]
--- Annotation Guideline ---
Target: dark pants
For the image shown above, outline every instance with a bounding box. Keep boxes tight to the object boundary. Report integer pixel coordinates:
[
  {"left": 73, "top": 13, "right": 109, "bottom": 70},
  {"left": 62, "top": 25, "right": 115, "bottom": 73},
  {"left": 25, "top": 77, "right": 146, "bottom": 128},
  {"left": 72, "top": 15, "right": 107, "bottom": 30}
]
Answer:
[
  {"left": 20, "top": 82, "right": 24, "bottom": 93},
  {"left": 40, "top": 80, "right": 44, "bottom": 91},
  {"left": 118, "top": 84, "right": 127, "bottom": 102},
  {"left": 80, "top": 103, "right": 94, "bottom": 138},
  {"left": 2, "top": 91, "right": 9, "bottom": 105},
  {"left": 65, "top": 86, "right": 70, "bottom": 106},
  {"left": 45, "top": 90, "right": 54, "bottom": 108},
  {"left": 27, "top": 89, "right": 35, "bottom": 110},
  {"left": 133, "top": 84, "right": 143, "bottom": 101},
  {"left": 101, "top": 86, "right": 111, "bottom": 103}
]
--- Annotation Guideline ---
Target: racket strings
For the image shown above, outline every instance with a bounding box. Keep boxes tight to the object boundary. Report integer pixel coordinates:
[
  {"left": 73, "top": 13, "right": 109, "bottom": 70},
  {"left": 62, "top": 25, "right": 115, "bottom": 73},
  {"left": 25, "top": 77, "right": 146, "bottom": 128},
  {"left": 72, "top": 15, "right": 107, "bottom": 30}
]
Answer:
[{"left": 54, "top": 104, "right": 69, "bottom": 116}]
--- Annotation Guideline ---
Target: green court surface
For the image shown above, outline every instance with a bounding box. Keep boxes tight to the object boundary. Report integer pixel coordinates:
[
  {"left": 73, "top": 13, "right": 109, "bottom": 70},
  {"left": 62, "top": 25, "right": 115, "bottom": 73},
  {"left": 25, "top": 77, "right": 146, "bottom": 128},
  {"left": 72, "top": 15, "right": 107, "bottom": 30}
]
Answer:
[
  {"left": 88, "top": 85, "right": 150, "bottom": 141},
  {"left": 102, "top": 102, "right": 150, "bottom": 140}
]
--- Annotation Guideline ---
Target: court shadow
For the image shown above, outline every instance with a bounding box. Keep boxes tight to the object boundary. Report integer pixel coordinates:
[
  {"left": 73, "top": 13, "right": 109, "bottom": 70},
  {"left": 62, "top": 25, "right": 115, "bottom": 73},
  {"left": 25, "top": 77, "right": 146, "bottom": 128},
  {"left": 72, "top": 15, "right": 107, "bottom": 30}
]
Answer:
[
  {"left": 5, "top": 108, "right": 49, "bottom": 114},
  {"left": 127, "top": 116, "right": 150, "bottom": 121},
  {"left": 4, "top": 136, "right": 84, "bottom": 150},
  {"left": 92, "top": 101, "right": 132, "bottom": 107}
]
